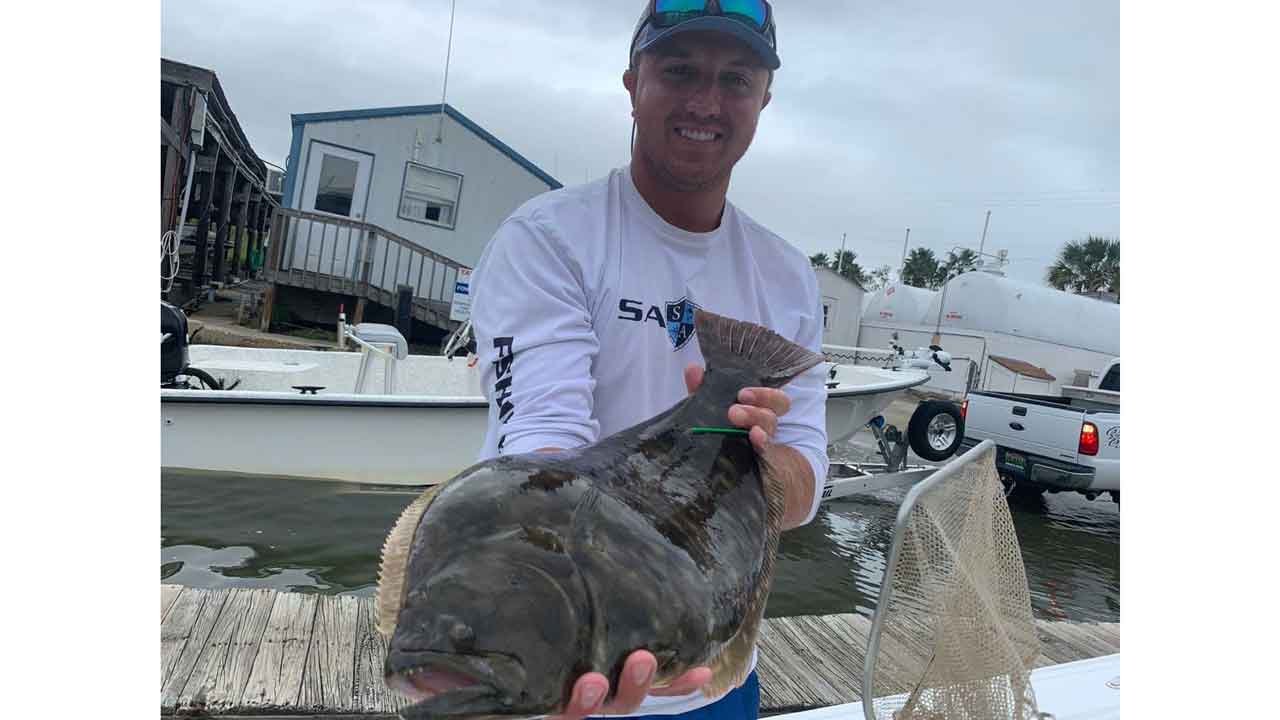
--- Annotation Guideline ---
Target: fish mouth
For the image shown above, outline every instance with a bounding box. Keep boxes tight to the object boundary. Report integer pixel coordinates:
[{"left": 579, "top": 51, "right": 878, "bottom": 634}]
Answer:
[{"left": 384, "top": 650, "right": 522, "bottom": 705}]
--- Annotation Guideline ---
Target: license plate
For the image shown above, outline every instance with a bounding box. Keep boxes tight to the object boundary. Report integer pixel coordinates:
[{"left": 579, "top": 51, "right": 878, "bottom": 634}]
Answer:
[{"left": 1003, "top": 450, "right": 1026, "bottom": 471}]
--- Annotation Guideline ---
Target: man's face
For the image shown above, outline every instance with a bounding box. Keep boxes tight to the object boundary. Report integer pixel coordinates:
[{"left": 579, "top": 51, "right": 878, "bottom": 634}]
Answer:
[{"left": 624, "top": 31, "right": 773, "bottom": 192}]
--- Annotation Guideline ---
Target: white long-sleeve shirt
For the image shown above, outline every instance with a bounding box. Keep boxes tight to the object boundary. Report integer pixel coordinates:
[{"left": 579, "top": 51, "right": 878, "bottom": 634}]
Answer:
[{"left": 469, "top": 165, "right": 828, "bottom": 716}]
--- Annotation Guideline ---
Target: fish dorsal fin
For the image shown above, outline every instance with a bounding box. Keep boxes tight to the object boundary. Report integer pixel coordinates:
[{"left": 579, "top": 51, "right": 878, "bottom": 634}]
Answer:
[
  {"left": 375, "top": 484, "right": 445, "bottom": 638},
  {"left": 699, "top": 453, "right": 789, "bottom": 699},
  {"left": 692, "top": 309, "right": 825, "bottom": 388}
]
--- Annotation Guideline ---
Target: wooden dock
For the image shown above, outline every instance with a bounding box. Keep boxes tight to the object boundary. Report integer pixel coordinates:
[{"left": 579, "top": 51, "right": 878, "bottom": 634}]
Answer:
[{"left": 161, "top": 584, "right": 1118, "bottom": 717}]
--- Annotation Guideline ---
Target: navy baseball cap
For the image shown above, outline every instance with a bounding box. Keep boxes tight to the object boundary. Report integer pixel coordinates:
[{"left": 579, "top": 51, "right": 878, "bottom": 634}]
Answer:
[{"left": 630, "top": 0, "right": 780, "bottom": 70}]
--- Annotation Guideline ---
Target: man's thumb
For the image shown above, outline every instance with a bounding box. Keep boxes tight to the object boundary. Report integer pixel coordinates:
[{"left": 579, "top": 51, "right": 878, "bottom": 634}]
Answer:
[{"left": 683, "top": 363, "right": 703, "bottom": 395}]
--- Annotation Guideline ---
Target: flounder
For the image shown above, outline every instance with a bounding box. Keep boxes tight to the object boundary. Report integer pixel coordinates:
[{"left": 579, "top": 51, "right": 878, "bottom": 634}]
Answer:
[{"left": 376, "top": 309, "right": 824, "bottom": 718}]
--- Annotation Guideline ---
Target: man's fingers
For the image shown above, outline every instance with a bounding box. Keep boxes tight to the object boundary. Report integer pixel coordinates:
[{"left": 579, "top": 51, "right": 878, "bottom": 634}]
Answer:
[
  {"left": 605, "top": 651, "right": 657, "bottom": 714},
  {"left": 739, "top": 387, "right": 790, "bottom": 416},
  {"left": 649, "top": 666, "right": 713, "bottom": 697},
  {"left": 551, "top": 673, "right": 608, "bottom": 720},
  {"left": 729, "top": 405, "right": 777, "bottom": 438},
  {"left": 553, "top": 657, "right": 711, "bottom": 718}
]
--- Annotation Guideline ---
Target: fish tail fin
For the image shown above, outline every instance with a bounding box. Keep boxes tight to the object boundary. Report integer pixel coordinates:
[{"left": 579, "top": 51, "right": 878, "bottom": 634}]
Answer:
[
  {"left": 700, "top": 450, "right": 789, "bottom": 699},
  {"left": 693, "top": 309, "right": 824, "bottom": 388}
]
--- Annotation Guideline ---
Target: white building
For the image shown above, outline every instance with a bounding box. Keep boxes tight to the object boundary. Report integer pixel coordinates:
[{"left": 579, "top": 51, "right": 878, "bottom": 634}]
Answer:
[
  {"left": 279, "top": 103, "right": 561, "bottom": 270},
  {"left": 857, "top": 271, "right": 1120, "bottom": 398},
  {"left": 814, "top": 266, "right": 866, "bottom": 346}
]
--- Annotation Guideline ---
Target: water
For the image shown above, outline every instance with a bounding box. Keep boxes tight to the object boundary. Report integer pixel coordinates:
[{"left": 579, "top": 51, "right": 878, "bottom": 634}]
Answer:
[{"left": 161, "top": 471, "right": 1119, "bottom": 622}]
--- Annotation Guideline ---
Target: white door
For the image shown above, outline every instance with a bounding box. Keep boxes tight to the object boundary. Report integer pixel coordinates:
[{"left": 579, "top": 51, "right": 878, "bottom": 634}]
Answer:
[{"left": 290, "top": 142, "right": 374, "bottom": 278}]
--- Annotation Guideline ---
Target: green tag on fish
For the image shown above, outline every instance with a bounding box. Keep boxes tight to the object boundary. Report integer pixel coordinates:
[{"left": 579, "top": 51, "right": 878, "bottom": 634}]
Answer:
[{"left": 690, "top": 426, "right": 749, "bottom": 436}]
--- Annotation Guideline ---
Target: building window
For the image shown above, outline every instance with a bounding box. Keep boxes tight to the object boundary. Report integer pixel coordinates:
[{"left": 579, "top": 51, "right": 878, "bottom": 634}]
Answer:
[
  {"left": 822, "top": 302, "right": 831, "bottom": 330},
  {"left": 314, "top": 154, "right": 358, "bottom": 216},
  {"left": 400, "top": 162, "right": 462, "bottom": 229}
]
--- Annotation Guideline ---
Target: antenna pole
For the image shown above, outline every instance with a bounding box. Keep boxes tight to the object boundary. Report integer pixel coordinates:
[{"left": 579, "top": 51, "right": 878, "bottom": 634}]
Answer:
[
  {"left": 899, "top": 227, "right": 910, "bottom": 279},
  {"left": 977, "top": 210, "right": 991, "bottom": 257},
  {"left": 436, "top": 0, "right": 457, "bottom": 144}
]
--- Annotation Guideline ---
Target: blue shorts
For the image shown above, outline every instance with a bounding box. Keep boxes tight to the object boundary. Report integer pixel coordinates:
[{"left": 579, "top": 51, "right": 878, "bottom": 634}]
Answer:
[{"left": 633, "top": 672, "right": 760, "bottom": 720}]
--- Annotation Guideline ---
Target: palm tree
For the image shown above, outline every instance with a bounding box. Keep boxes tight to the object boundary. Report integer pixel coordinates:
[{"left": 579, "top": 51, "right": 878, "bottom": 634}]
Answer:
[
  {"left": 1046, "top": 236, "right": 1120, "bottom": 299},
  {"left": 901, "top": 248, "right": 942, "bottom": 289},
  {"left": 829, "top": 249, "right": 868, "bottom": 288},
  {"left": 938, "top": 248, "right": 980, "bottom": 285},
  {"left": 866, "top": 265, "right": 892, "bottom": 292},
  {"left": 809, "top": 252, "right": 830, "bottom": 269}
]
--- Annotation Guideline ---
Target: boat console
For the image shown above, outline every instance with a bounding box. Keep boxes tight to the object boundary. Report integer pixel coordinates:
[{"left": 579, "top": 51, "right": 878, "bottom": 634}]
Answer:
[{"left": 345, "top": 323, "right": 409, "bottom": 394}]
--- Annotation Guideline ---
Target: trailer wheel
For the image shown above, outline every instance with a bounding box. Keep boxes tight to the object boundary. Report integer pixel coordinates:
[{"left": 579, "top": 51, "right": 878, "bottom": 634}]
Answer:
[{"left": 907, "top": 401, "right": 964, "bottom": 461}]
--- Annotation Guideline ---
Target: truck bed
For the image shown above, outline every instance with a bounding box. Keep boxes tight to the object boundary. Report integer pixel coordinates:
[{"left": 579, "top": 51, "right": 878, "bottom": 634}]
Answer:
[{"left": 971, "top": 390, "right": 1119, "bottom": 414}]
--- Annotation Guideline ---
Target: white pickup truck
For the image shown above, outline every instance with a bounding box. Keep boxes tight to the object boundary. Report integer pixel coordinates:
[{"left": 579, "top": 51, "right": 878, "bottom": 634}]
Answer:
[{"left": 958, "top": 358, "right": 1119, "bottom": 503}]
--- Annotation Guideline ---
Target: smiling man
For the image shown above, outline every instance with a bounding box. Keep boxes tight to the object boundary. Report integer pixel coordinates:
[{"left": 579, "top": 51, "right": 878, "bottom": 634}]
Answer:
[{"left": 468, "top": 2, "right": 828, "bottom": 719}]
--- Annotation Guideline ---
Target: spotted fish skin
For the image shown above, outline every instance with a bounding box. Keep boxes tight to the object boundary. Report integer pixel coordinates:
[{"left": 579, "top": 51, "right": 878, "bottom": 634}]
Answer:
[{"left": 377, "top": 309, "right": 824, "bottom": 719}]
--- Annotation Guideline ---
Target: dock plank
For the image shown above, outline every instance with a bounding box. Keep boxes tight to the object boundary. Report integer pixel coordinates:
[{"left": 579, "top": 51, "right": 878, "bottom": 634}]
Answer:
[
  {"left": 158, "top": 586, "right": 1119, "bottom": 718},
  {"left": 1078, "top": 621, "right": 1120, "bottom": 650},
  {"left": 353, "top": 596, "right": 407, "bottom": 715},
  {"left": 240, "top": 591, "right": 318, "bottom": 711},
  {"left": 299, "top": 594, "right": 361, "bottom": 712},
  {"left": 161, "top": 587, "right": 206, "bottom": 689},
  {"left": 807, "top": 614, "right": 895, "bottom": 693},
  {"left": 790, "top": 615, "right": 866, "bottom": 688},
  {"left": 1034, "top": 621, "right": 1093, "bottom": 665},
  {"left": 162, "top": 584, "right": 183, "bottom": 623},
  {"left": 176, "top": 588, "right": 277, "bottom": 712},
  {"left": 1046, "top": 621, "right": 1118, "bottom": 659},
  {"left": 161, "top": 589, "right": 231, "bottom": 710},
  {"left": 755, "top": 618, "right": 827, "bottom": 710},
  {"left": 765, "top": 616, "right": 849, "bottom": 705},
  {"left": 172, "top": 588, "right": 255, "bottom": 711}
]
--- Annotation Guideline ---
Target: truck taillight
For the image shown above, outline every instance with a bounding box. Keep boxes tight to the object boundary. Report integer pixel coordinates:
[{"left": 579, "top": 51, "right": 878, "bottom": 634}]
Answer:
[
  {"left": 1079, "top": 421, "right": 1099, "bottom": 456},
  {"left": 961, "top": 399, "right": 968, "bottom": 419}
]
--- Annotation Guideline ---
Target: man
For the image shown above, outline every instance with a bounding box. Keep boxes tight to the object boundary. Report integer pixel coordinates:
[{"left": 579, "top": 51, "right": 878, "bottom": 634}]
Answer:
[{"left": 469, "top": 2, "right": 828, "bottom": 718}]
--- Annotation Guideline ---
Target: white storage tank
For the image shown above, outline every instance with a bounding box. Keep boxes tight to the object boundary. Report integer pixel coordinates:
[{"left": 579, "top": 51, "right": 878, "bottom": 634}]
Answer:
[
  {"left": 923, "top": 271, "right": 1119, "bottom": 356},
  {"left": 860, "top": 283, "right": 938, "bottom": 325}
]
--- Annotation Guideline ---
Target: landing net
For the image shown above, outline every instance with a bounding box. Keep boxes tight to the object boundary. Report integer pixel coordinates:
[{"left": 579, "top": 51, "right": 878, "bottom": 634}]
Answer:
[{"left": 863, "top": 440, "right": 1042, "bottom": 720}]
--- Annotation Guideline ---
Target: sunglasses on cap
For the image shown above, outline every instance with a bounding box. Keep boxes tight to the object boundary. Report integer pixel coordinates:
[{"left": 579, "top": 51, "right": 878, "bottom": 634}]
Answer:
[
  {"left": 632, "top": 0, "right": 779, "bottom": 69},
  {"left": 651, "top": 0, "right": 773, "bottom": 33}
]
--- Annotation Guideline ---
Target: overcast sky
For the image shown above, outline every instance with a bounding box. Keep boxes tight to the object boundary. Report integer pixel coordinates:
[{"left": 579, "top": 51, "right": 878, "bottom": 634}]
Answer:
[{"left": 160, "top": 0, "right": 1118, "bottom": 286}]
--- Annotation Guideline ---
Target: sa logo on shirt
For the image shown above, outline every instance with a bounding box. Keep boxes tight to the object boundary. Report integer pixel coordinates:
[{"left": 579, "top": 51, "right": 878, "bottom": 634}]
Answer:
[
  {"left": 665, "top": 297, "right": 699, "bottom": 350},
  {"left": 616, "top": 296, "right": 701, "bottom": 351}
]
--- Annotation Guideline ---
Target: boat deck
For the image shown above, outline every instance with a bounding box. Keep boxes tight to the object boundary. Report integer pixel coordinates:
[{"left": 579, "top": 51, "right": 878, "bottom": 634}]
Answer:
[{"left": 160, "top": 584, "right": 1119, "bottom": 717}]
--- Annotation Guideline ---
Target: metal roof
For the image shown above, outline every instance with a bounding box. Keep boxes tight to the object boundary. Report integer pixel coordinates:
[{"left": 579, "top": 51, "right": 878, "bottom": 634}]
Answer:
[{"left": 287, "top": 103, "right": 562, "bottom": 190}]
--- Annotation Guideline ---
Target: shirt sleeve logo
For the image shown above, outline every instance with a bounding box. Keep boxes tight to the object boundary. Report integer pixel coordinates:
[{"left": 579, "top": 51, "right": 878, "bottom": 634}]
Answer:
[{"left": 493, "top": 336, "right": 516, "bottom": 423}]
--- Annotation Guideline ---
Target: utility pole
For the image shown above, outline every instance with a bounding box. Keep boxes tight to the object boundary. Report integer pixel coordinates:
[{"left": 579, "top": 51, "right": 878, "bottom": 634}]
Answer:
[
  {"left": 899, "top": 227, "right": 910, "bottom": 280},
  {"left": 836, "top": 232, "right": 847, "bottom": 274}
]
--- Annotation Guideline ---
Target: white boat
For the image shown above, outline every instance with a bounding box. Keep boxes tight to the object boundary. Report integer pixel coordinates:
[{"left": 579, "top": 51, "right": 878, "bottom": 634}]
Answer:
[{"left": 161, "top": 323, "right": 929, "bottom": 486}]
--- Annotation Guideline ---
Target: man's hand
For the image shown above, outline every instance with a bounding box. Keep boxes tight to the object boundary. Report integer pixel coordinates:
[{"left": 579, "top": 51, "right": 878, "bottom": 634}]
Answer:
[
  {"left": 684, "top": 364, "right": 816, "bottom": 530},
  {"left": 683, "top": 364, "right": 790, "bottom": 454},
  {"left": 549, "top": 650, "right": 712, "bottom": 720}
]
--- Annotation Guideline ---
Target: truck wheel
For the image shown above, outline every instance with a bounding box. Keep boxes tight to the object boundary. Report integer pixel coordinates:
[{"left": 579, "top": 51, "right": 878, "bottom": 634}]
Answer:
[{"left": 907, "top": 400, "right": 965, "bottom": 461}]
